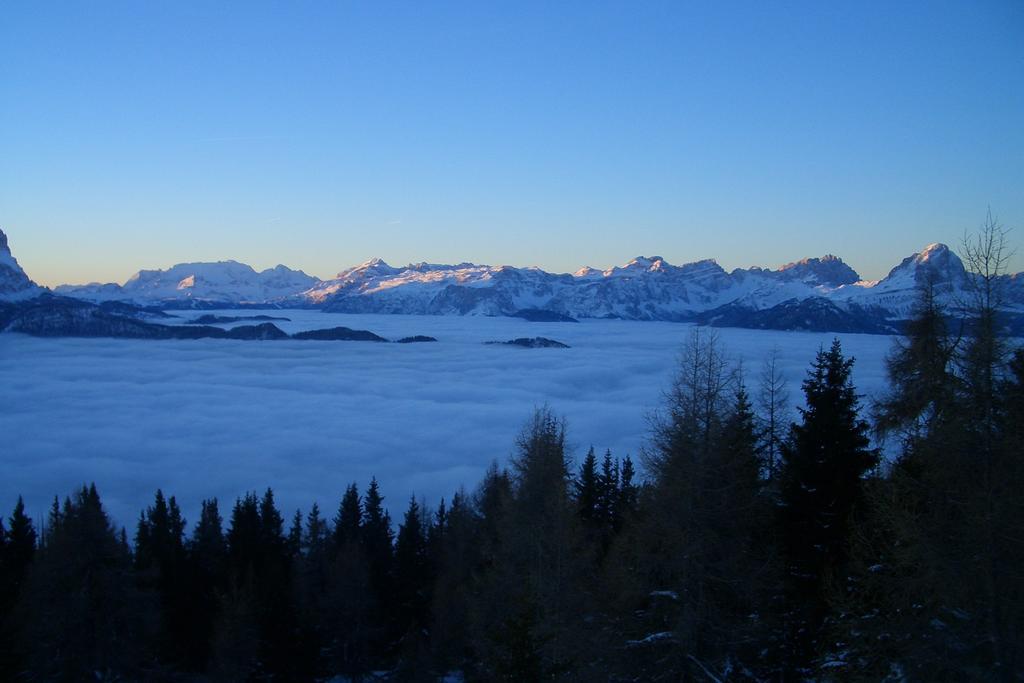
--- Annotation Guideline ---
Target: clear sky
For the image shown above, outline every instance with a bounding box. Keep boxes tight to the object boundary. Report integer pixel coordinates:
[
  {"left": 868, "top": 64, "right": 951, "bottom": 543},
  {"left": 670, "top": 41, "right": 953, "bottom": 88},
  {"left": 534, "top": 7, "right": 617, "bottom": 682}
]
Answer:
[{"left": 2, "top": 1, "right": 1022, "bottom": 287}]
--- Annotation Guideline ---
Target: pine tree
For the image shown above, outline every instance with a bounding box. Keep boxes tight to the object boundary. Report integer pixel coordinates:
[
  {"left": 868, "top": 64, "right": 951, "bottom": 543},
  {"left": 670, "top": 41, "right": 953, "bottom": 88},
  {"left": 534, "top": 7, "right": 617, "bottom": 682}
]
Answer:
[
  {"left": 596, "top": 450, "right": 619, "bottom": 531},
  {"left": 299, "top": 503, "right": 330, "bottom": 596},
  {"left": 287, "top": 509, "right": 303, "bottom": 558},
  {"left": 394, "top": 496, "right": 430, "bottom": 654},
  {"left": 324, "top": 483, "right": 372, "bottom": 677},
  {"left": 135, "top": 489, "right": 190, "bottom": 668},
  {"left": 361, "top": 477, "right": 394, "bottom": 588},
  {"left": 0, "top": 497, "right": 36, "bottom": 678},
  {"left": 218, "top": 490, "right": 300, "bottom": 678},
  {"left": 333, "top": 483, "right": 362, "bottom": 551},
  {"left": 256, "top": 488, "right": 301, "bottom": 677},
  {"left": 189, "top": 498, "right": 227, "bottom": 672},
  {"left": 617, "top": 455, "right": 638, "bottom": 524},
  {"left": 303, "top": 503, "right": 329, "bottom": 564},
  {"left": 427, "top": 497, "right": 447, "bottom": 568},
  {"left": 226, "top": 493, "right": 262, "bottom": 576},
  {"left": 192, "top": 498, "right": 226, "bottom": 577},
  {"left": 575, "top": 447, "right": 600, "bottom": 524},
  {"left": 44, "top": 496, "right": 61, "bottom": 546},
  {"left": 361, "top": 477, "right": 394, "bottom": 659},
  {"left": 721, "top": 382, "right": 761, "bottom": 487},
  {"left": 779, "top": 339, "right": 878, "bottom": 671},
  {"left": 5, "top": 496, "right": 35, "bottom": 595},
  {"left": 259, "top": 488, "right": 286, "bottom": 559}
]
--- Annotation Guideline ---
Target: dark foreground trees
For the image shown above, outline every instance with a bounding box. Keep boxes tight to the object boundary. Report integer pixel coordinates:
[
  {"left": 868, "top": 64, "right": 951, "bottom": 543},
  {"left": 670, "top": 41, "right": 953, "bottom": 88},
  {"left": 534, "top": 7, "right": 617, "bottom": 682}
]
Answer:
[
  {"left": 0, "top": 282, "right": 1020, "bottom": 679},
  {"left": 831, "top": 218, "right": 1024, "bottom": 681}
]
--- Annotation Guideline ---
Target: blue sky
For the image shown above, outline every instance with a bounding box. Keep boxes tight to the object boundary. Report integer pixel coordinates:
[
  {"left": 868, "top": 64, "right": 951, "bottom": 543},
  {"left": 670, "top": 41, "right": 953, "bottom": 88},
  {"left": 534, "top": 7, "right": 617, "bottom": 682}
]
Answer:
[{"left": 2, "top": 1, "right": 1022, "bottom": 287}]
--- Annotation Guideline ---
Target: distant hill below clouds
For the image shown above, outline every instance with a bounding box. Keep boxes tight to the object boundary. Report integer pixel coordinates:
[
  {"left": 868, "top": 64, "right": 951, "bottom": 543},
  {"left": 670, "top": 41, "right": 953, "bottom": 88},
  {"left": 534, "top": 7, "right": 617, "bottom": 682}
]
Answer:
[{"left": 1, "top": 226, "right": 1020, "bottom": 335}]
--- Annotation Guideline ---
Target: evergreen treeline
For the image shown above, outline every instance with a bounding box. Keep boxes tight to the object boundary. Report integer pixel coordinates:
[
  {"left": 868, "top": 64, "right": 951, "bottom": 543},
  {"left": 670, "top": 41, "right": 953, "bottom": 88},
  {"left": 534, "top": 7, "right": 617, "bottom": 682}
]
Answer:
[{"left": 1, "top": 233, "right": 1022, "bottom": 681}]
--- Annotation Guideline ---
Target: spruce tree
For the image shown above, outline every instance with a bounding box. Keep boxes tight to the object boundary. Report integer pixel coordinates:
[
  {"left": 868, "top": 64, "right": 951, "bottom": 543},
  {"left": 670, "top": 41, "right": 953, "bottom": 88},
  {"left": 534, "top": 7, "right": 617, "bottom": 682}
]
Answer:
[
  {"left": 427, "top": 497, "right": 447, "bottom": 569},
  {"left": 136, "top": 490, "right": 190, "bottom": 668},
  {"left": 192, "top": 498, "right": 226, "bottom": 577},
  {"left": 361, "top": 477, "right": 394, "bottom": 659},
  {"left": 189, "top": 498, "right": 227, "bottom": 672},
  {"left": 226, "top": 493, "right": 262, "bottom": 575},
  {"left": 575, "top": 446, "right": 599, "bottom": 524},
  {"left": 5, "top": 496, "right": 35, "bottom": 595},
  {"left": 596, "top": 449, "right": 619, "bottom": 532},
  {"left": 394, "top": 496, "right": 430, "bottom": 656},
  {"left": 617, "top": 455, "right": 638, "bottom": 525},
  {"left": 324, "top": 484, "right": 372, "bottom": 678},
  {"left": 287, "top": 509, "right": 303, "bottom": 558},
  {"left": 257, "top": 488, "right": 300, "bottom": 677},
  {"left": 258, "top": 488, "right": 286, "bottom": 559},
  {"left": 333, "top": 482, "right": 362, "bottom": 551},
  {"left": 303, "top": 503, "right": 329, "bottom": 567},
  {"left": 779, "top": 339, "right": 878, "bottom": 671},
  {"left": 361, "top": 477, "right": 393, "bottom": 588}
]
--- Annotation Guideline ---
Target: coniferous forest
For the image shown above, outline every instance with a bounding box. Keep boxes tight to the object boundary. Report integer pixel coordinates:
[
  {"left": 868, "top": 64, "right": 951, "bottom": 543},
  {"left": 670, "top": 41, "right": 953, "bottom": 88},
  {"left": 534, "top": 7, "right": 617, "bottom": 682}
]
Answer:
[{"left": 1, "top": 235, "right": 1022, "bottom": 682}]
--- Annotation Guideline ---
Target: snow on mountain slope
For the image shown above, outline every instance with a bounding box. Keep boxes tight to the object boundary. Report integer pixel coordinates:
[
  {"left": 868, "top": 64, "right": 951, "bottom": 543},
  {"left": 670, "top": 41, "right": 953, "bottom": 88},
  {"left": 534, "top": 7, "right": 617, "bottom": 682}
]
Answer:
[
  {"left": 312, "top": 254, "right": 852, "bottom": 320},
  {"left": 51, "top": 242, "right": 1023, "bottom": 326},
  {"left": 56, "top": 261, "right": 319, "bottom": 305},
  {"left": 831, "top": 243, "right": 970, "bottom": 317},
  {"left": 0, "top": 229, "right": 46, "bottom": 301},
  {"left": 308, "top": 259, "right": 573, "bottom": 316}
]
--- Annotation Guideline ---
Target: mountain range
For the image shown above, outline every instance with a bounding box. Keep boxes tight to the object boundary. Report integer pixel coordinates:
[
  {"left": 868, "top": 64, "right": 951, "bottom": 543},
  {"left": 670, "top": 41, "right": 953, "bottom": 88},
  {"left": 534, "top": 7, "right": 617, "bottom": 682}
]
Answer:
[{"left": 3, "top": 228, "right": 1023, "bottom": 335}]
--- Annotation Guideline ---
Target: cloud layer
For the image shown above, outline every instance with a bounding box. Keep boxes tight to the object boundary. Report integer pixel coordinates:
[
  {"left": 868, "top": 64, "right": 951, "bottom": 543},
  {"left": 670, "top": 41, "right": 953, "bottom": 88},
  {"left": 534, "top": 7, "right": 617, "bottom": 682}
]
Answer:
[{"left": 0, "top": 312, "right": 892, "bottom": 528}]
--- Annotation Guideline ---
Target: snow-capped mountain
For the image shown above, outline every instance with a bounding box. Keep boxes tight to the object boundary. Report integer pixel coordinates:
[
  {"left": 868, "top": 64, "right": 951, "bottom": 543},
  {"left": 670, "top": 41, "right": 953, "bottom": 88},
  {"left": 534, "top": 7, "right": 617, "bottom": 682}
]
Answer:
[
  {"left": 831, "top": 243, "right": 969, "bottom": 318},
  {"left": 0, "top": 229, "right": 46, "bottom": 300},
  {"left": 304, "top": 254, "right": 855, "bottom": 321},
  {"left": 45, "top": 238, "right": 1024, "bottom": 333},
  {"left": 305, "top": 244, "right": 1023, "bottom": 329},
  {"left": 303, "top": 255, "right": 833, "bottom": 320},
  {"left": 55, "top": 261, "right": 319, "bottom": 307}
]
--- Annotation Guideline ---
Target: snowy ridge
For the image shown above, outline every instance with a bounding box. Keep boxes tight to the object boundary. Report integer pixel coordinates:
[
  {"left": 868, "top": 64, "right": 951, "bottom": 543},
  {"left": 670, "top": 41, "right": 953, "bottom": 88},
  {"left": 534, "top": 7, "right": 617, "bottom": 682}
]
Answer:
[
  {"left": 56, "top": 260, "right": 319, "bottom": 306},
  {"left": 307, "top": 245, "right": 1018, "bottom": 324},
  {"left": 42, "top": 240, "right": 1024, "bottom": 327}
]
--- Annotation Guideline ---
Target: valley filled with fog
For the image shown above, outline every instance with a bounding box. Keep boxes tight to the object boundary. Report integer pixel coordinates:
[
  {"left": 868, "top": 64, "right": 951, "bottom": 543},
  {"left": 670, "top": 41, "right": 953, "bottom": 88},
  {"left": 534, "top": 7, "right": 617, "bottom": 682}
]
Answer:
[{"left": 0, "top": 311, "right": 893, "bottom": 526}]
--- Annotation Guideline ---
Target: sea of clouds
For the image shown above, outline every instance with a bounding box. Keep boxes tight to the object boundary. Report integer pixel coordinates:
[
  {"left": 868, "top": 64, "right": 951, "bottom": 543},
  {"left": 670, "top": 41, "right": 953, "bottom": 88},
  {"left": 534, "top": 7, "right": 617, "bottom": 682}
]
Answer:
[{"left": 0, "top": 311, "right": 893, "bottom": 529}]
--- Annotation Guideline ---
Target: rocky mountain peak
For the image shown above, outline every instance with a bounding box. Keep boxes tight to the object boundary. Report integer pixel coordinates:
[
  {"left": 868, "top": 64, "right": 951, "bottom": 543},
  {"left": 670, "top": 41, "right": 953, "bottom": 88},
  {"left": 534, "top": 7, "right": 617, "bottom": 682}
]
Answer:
[
  {"left": 885, "top": 243, "right": 965, "bottom": 283},
  {"left": 777, "top": 254, "right": 860, "bottom": 287},
  {"left": 0, "top": 228, "right": 45, "bottom": 300}
]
